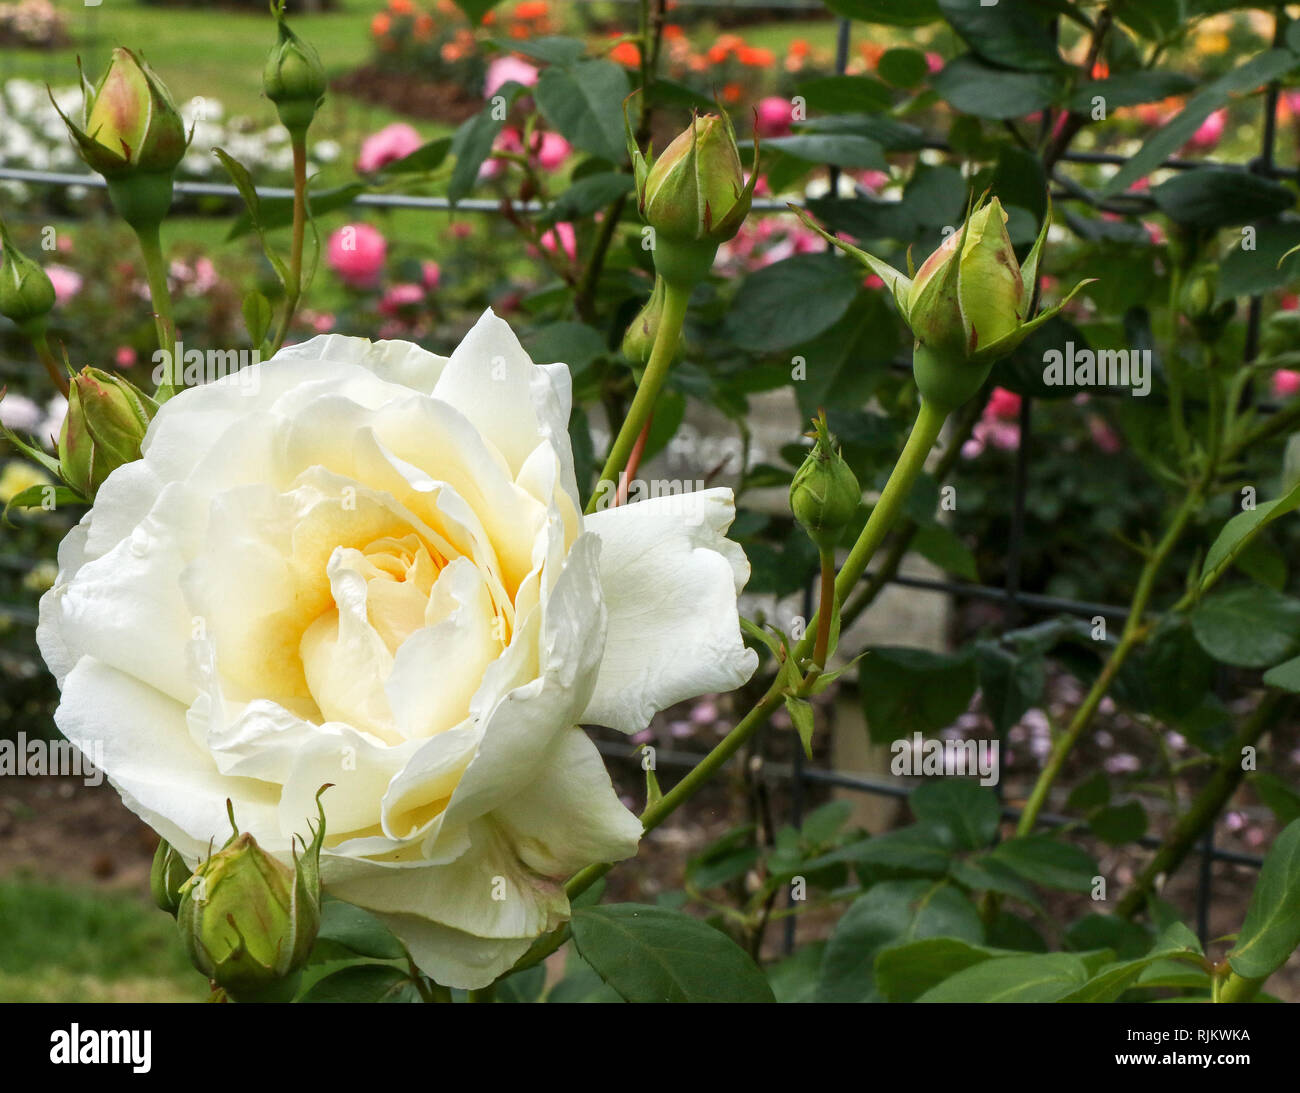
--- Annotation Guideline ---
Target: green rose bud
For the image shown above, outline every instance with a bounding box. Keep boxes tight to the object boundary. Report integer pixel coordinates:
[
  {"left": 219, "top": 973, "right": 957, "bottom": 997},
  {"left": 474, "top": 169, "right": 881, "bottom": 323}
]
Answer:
[
  {"left": 621, "top": 276, "right": 682, "bottom": 373},
  {"left": 792, "top": 194, "right": 1094, "bottom": 413},
  {"left": 1261, "top": 309, "right": 1300, "bottom": 361},
  {"left": 263, "top": 0, "right": 326, "bottom": 136},
  {"left": 627, "top": 103, "right": 758, "bottom": 290},
  {"left": 1181, "top": 264, "right": 1234, "bottom": 345},
  {"left": 52, "top": 48, "right": 188, "bottom": 230},
  {"left": 150, "top": 837, "right": 191, "bottom": 916},
  {"left": 0, "top": 218, "right": 57, "bottom": 333},
  {"left": 177, "top": 797, "right": 325, "bottom": 1001},
  {"left": 57, "top": 367, "right": 158, "bottom": 500},
  {"left": 790, "top": 412, "right": 861, "bottom": 550}
]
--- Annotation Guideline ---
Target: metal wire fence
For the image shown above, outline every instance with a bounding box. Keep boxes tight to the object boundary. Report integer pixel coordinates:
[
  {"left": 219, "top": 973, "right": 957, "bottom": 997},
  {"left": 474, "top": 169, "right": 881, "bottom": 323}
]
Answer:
[{"left": 0, "top": 11, "right": 1290, "bottom": 949}]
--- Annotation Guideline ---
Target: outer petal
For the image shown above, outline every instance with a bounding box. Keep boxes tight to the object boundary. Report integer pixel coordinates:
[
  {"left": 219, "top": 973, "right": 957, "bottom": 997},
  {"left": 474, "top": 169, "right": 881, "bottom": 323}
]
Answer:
[{"left": 580, "top": 488, "right": 758, "bottom": 733}]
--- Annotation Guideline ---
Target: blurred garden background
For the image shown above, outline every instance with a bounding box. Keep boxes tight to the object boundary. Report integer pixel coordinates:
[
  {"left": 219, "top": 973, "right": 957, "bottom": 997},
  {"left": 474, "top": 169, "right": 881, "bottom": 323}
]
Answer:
[{"left": 3, "top": 0, "right": 1300, "bottom": 1002}]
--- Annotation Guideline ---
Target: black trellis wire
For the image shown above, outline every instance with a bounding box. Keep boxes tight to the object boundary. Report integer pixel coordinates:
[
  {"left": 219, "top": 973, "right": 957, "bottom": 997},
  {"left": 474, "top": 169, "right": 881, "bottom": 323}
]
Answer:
[{"left": 1, "top": 15, "right": 1288, "bottom": 949}]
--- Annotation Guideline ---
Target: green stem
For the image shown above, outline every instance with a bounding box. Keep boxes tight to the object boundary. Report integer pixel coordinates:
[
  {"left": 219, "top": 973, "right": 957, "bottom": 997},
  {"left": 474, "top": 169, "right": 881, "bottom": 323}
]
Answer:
[
  {"left": 135, "top": 224, "right": 178, "bottom": 400},
  {"left": 269, "top": 135, "right": 309, "bottom": 357},
  {"left": 1217, "top": 971, "right": 1264, "bottom": 1003},
  {"left": 1116, "top": 694, "right": 1285, "bottom": 920},
  {"left": 1015, "top": 481, "right": 1208, "bottom": 837},
  {"left": 30, "top": 328, "right": 68, "bottom": 398},
  {"left": 586, "top": 279, "right": 689, "bottom": 515},
  {"left": 812, "top": 547, "right": 835, "bottom": 671}
]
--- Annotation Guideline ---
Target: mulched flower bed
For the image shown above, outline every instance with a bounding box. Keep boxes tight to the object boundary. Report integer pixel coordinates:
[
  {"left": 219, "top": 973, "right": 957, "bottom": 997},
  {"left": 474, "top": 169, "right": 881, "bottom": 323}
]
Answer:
[{"left": 332, "top": 64, "right": 484, "bottom": 125}]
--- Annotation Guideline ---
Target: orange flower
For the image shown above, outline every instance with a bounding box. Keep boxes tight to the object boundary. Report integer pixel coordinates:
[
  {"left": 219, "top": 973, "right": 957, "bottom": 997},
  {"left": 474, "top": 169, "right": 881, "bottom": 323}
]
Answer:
[
  {"left": 482, "top": 9, "right": 497, "bottom": 24},
  {"left": 371, "top": 12, "right": 392, "bottom": 36},
  {"left": 1091, "top": 58, "right": 1110, "bottom": 80},
  {"left": 663, "top": 24, "right": 685, "bottom": 41},
  {"left": 514, "top": 0, "right": 549, "bottom": 18},
  {"left": 509, "top": 24, "right": 530, "bottom": 38},
  {"left": 737, "top": 46, "right": 775, "bottom": 67},
  {"left": 389, "top": 0, "right": 414, "bottom": 14},
  {"left": 721, "top": 82, "right": 743, "bottom": 103},
  {"left": 414, "top": 13, "right": 435, "bottom": 40},
  {"left": 442, "top": 41, "right": 464, "bottom": 61},
  {"left": 788, "top": 38, "right": 810, "bottom": 58},
  {"left": 859, "top": 41, "right": 884, "bottom": 66},
  {"left": 610, "top": 40, "right": 641, "bottom": 67}
]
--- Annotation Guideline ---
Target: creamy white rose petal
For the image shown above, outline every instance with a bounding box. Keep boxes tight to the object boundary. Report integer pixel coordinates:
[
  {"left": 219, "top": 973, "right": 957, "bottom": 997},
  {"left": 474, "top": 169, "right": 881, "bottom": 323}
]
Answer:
[{"left": 37, "top": 309, "right": 756, "bottom": 990}]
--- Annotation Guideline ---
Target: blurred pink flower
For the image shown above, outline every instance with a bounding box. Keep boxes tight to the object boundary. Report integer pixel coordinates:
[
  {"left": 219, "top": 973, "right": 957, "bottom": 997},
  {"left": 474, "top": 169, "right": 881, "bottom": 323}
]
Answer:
[
  {"left": 327, "top": 223, "right": 387, "bottom": 288},
  {"left": 754, "top": 96, "right": 792, "bottom": 138},
  {"left": 479, "top": 127, "right": 523, "bottom": 180},
  {"left": 540, "top": 221, "right": 577, "bottom": 261},
  {"left": 300, "top": 309, "right": 336, "bottom": 333},
  {"left": 926, "top": 52, "right": 945, "bottom": 73},
  {"left": 46, "top": 264, "right": 82, "bottom": 304},
  {"left": 1187, "top": 108, "right": 1226, "bottom": 151},
  {"left": 357, "top": 122, "right": 423, "bottom": 173},
  {"left": 1088, "top": 415, "right": 1123, "bottom": 454},
  {"left": 1272, "top": 369, "right": 1300, "bottom": 398},
  {"left": 379, "top": 283, "right": 425, "bottom": 317},
  {"left": 114, "top": 346, "right": 137, "bottom": 368},
  {"left": 422, "top": 261, "right": 441, "bottom": 290},
  {"left": 533, "top": 131, "right": 571, "bottom": 171},
  {"left": 484, "top": 56, "right": 539, "bottom": 99},
  {"left": 987, "top": 387, "right": 1022, "bottom": 421}
]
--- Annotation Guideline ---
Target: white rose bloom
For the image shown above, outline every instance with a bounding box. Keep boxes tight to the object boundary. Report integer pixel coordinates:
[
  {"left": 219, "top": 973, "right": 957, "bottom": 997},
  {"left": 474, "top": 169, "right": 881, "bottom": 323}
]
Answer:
[{"left": 38, "top": 310, "right": 757, "bottom": 989}]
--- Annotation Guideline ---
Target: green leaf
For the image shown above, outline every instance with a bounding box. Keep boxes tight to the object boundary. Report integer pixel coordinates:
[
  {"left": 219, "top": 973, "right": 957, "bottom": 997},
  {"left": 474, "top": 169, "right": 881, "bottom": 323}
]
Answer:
[
  {"left": 1151, "top": 168, "right": 1295, "bottom": 229},
  {"left": 1089, "top": 801, "right": 1149, "bottom": 846},
  {"left": 795, "top": 75, "right": 893, "bottom": 114},
  {"left": 1229, "top": 818, "right": 1300, "bottom": 979},
  {"left": 785, "top": 696, "right": 815, "bottom": 759},
  {"left": 1252, "top": 772, "right": 1300, "bottom": 824},
  {"left": 933, "top": 54, "right": 1063, "bottom": 120},
  {"left": 299, "top": 965, "right": 422, "bottom": 1003},
  {"left": 534, "top": 60, "right": 630, "bottom": 163},
  {"left": 938, "top": 0, "right": 1062, "bottom": 73},
  {"left": 877, "top": 48, "right": 930, "bottom": 89},
  {"left": 760, "top": 134, "right": 887, "bottom": 170},
  {"left": 910, "top": 779, "right": 1000, "bottom": 850},
  {"left": 817, "top": 880, "right": 983, "bottom": 1002},
  {"left": 1067, "top": 771, "right": 1112, "bottom": 813},
  {"left": 522, "top": 321, "right": 608, "bottom": 373},
  {"left": 874, "top": 937, "right": 1007, "bottom": 1001},
  {"left": 1201, "top": 482, "right": 1300, "bottom": 591},
  {"left": 493, "top": 35, "right": 585, "bottom": 66},
  {"left": 821, "top": 826, "right": 953, "bottom": 876},
  {"left": 765, "top": 942, "right": 827, "bottom": 1004},
  {"left": 918, "top": 952, "right": 1090, "bottom": 1002},
  {"left": 1220, "top": 221, "right": 1300, "bottom": 299},
  {"left": 242, "top": 290, "right": 272, "bottom": 348},
  {"left": 1102, "top": 49, "right": 1300, "bottom": 197},
  {"left": 3, "top": 483, "right": 79, "bottom": 522},
  {"left": 379, "top": 136, "right": 453, "bottom": 175},
  {"left": 1067, "top": 71, "right": 1197, "bottom": 113},
  {"left": 725, "top": 253, "right": 862, "bottom": 353},
  {"left": 450, "top": 0, "right": 501, "bottom": 23},
  {"left": 316, "top": 900, "right": 407, "bottom": 961},
  {"left": 449, "top": 104, "right": 509, "bottom": 205},
  {"left": 988, "top": 835, "right": 1099, "bottom": 892},
  {"left": 977, "top": 641, "right": 1046, "bottom": 734},
  {"left": 911, "top": 523, "right": 978, "bottom": 580},
  {"left": 540, "top": 172, "right": 634, "bottom": 226},
  {"left": 859, "top": 646, "right": 978, "bottom": 743},
  {"left": 494, "top": 963, "right": 547, "bottom": 1003},
  {"left": 1191, "top": 585, "right": 1300, "bottom": 669},
  {"left": 802, "top": 800, "right": 853, "bottom": 845},
  {"left": 570, "top": 904, "right": 775, "bottom": 1003}
]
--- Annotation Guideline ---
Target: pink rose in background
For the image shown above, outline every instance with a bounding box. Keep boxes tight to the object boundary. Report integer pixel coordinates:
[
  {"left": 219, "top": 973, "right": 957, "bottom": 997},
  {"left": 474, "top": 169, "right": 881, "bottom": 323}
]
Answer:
[
  {"left": 1187, "top": 108, "right": 1227, "bottom": 151},
  {"left": 46, "top": 265, "right": 82, "bottom": 304},
  {"left": 533, "top": 131, "right": 572, "bottom": 171},
  {"left": 754, "top": 96, "right": 792, "bottom": 138},
  {"left": 422, "top": 261, "right": 441, "bottom": 290},
  {"left": 479, "top": 127, "right": 523, "bottom": 180},
  {"left": 379, "top": 283, "right": 425, "bottom": 318},
  {"left": 327, "top": 223, "right": 387, "bottom": 288},
  {"left": 540, "top": 221, "right": 577, "bottom": 262},
  {"left": 484, "top": 56, "right": 539, "bottom": 99},
  {"left": 114, "top": 346, "right": 137, "bottom": 369},
  {"left": 1272, "top": 369, "right": 1300, "bottom": 398},
  {"left": 1088, "top": 415, "right": 1123, "bottom": 454},
  {"left": 987, "top": 387, "right": 1022, "bottom": 421},
  {"left": 358, "top": 123, "right": 423, "bottom": 173},
  {"left": 926, "top": 52, "right": 945, "bottom": 73}
]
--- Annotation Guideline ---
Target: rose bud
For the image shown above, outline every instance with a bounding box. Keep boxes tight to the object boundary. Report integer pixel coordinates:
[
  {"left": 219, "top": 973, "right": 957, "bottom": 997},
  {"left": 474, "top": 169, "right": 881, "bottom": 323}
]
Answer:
[
  {"left": 1181, "top": 264, "right": 1234, "bottom": 344},
  {"left": 0, "top": 218, "right": 57, "bottom": 334},
  {"left": 176, "top": 798, "right": 325, "bottom": 1002},
  {"left": 57, "top": 367, "right": 158, "bottom": 500},
  {"left": 793, "top": 194, "right": 1093, "bottom": 412},
  {"left": 150, "top": 837, "right": 191, "bottom": 916},
  {"left": 52, "top": 48, "right": 188, "bottom": 230},
  {"left": 621, "top": 276, "right": 682, "bottom": 374},
  {"left": 790, "top": 411, "right": 861, "bottom": 550},
  {"left": 263, "top": 0, "right": 327, "bottom": 136},
  {"left": 628, "top": 104, "right": 758, "bottom": 290}
]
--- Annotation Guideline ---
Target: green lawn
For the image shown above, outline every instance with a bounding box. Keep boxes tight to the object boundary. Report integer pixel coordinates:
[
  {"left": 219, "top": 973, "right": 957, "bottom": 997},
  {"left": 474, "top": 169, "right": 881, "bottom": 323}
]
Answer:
[{"left": 0, "top": 876, "right": 206, "bottom": 1002}]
